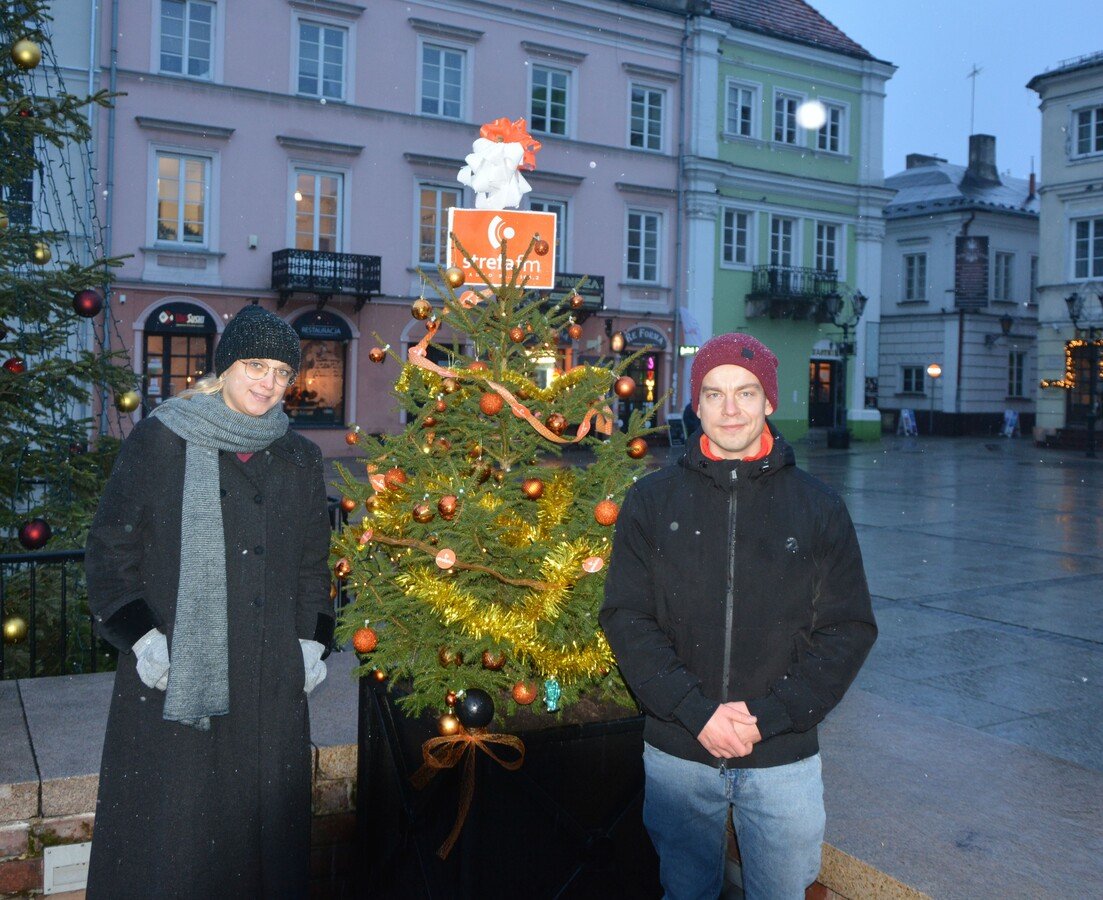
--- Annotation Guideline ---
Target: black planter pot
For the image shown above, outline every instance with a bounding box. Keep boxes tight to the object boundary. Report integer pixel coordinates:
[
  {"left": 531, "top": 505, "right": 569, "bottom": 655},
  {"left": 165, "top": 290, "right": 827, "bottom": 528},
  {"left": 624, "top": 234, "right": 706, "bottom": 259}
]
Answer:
[{"left": 356, "top": 677, "right": 661, "bottom": 899}]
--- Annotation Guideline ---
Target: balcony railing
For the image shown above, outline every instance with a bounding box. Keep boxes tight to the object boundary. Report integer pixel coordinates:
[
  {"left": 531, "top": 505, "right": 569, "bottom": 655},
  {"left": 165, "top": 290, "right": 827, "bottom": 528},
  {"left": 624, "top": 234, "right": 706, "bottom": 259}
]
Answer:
[
  {"left": 272, "top": 249, "right": 382, "bottom": 312},
  {"left": 746, "top": 265, "right": 840, "bottom": 321}
]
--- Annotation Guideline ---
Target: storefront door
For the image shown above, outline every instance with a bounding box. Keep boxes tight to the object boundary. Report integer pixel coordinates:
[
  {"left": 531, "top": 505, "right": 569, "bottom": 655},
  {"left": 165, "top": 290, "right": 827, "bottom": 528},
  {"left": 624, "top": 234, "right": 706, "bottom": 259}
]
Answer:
[
  {"left": 142, "top": 302, "right": 216, "bottom": 414},
  {"left": 808, "top": 359, "right": 838, "bottom": 428}
]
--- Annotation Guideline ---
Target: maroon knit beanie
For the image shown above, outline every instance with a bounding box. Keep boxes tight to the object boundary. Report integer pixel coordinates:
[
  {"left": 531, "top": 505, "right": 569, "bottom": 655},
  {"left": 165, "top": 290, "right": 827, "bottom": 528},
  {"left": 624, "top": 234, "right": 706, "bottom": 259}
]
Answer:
[{"left": 690, "top": 333, "right": 779, "bottom": 411}]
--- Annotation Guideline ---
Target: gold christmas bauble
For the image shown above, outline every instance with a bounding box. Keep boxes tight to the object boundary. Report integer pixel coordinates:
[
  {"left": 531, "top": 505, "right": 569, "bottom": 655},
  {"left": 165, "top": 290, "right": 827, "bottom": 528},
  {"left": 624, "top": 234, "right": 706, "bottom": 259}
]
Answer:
[
  {"left": 481, "top": 650, "right": 506, "bottom": 671},
  {"left": 412, "top": 502, "right": 434, "bottom": 524},
  {"left": 11, "top": 38, "right": 42, "bottom": 70},
  {"left": 594, "top": 499, "right": 620, "bottom": 526},
  {"left": 614, "top": 376, "right": 636, "bottom": 399},
  {"left": 3, "top": 615, "right": 28, "bottom": 644},
  {"left": 114, "top": 390, "right": 141, "bottom": 413},
  {"left": 438, "top": 647, "right": 463, "bottom": 667},
  {"left": 443, "top": 266, "right": 465, "bottom": 289},
  {"left": 31, "top": 242, "right": 51, "bottom": 265},
  {"left": 438, "top": 713, "right": 463, "bottom": 736},
  {"left": 442, "top": 377, "right": 459, "bottom": 394},
  {"left": 627, "top": 437, "right": 649, "bottom": 459},
  {"left": 545, "top": 413, "right": 567, "bottom": 436},
  {"left": 333, "top": 557, "right": 352, "bottom": 579},
  {"left": 411, "top": 298, "right": 432, "bottom": 320},
  {"left": 521, "top": 478, "right": 544, "bottom": 500}
]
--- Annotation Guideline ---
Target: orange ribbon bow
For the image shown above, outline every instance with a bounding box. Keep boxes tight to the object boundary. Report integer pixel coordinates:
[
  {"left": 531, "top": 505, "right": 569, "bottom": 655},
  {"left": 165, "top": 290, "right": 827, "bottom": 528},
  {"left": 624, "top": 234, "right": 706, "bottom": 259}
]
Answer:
[{"left": 479, "top": 117, "right": 542, "bottom": 170}]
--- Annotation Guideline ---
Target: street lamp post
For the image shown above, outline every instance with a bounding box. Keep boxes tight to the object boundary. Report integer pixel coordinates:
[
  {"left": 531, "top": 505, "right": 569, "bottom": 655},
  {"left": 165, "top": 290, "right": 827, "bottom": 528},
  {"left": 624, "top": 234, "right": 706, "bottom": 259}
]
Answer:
[
  {"left": 825, "top": 290, "right": 868, "bottom": 448},
  {"left": 926, "top": 362, "right": 942, "bottom": 435},
  {"left": 1064, "top": 291, "right": 1103, "bottom": 459}
]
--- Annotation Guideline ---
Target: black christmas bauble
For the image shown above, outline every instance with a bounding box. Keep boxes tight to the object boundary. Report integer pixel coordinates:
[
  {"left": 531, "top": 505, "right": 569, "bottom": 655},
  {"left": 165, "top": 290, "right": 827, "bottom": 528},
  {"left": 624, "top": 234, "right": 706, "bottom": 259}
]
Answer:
[
  {"left": 72, "top": 289, "right": 103, "bottom": 318},
  {"left": 18, "top": 518, "right": 51, "bottom": 551},
  {"left": 456, "top": 688, "right": 494, "bottom": 729}
]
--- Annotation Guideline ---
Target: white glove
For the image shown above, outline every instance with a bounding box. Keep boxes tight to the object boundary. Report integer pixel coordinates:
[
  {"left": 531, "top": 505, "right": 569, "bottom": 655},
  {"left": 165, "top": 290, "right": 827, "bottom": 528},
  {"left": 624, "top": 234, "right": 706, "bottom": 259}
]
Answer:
[
  {"left": 133, "top": 628, "right": 170, "bottom": 691},
  {"left": 300, "top": 639, "right": 327, "bottom": 695}
]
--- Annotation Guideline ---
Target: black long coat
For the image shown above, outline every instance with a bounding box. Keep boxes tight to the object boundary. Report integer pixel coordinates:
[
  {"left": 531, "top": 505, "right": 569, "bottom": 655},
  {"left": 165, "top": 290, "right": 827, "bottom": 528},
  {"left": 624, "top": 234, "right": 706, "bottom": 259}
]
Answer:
[{"left": 84, "top": 417, "right": 333, "bottom": 899}]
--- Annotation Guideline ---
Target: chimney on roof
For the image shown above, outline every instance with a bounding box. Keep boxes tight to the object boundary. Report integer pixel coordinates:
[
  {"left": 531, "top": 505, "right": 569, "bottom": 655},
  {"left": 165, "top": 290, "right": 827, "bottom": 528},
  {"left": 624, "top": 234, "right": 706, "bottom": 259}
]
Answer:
[
  {"left": 964, "top": 134, "right": 1000, "bottom": 186},
  {"left": 906, "top": 153, "right": 947, "bottom": 169}
]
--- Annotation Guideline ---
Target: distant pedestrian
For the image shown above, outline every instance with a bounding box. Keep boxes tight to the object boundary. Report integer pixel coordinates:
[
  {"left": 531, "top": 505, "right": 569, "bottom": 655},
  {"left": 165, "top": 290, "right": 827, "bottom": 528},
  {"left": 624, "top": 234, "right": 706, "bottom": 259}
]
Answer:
[
  {"left": 85, "top": 306, "right": 334, "bottom": 898},
  {"left": 601, "top": 332, "right": 876, "bottom": 899},
  {"left": 681, "top": 400, "right": 701, "bottom": 438}
]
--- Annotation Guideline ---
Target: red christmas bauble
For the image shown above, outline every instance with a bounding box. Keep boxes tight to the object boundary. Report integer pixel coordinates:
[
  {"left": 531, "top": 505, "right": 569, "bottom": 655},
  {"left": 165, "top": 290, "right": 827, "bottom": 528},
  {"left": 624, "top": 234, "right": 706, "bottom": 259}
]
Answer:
[
  {"left": 594, "top": 500, "right": 620, "bottom": 526},
  {"left": 479, "top": 392, "right": 504, "bottom": 416},
  {"left": 3, "top": 358, "right": 26, "bottom": 374},
  {"left": 533, "top": 239, "right": 550, "bottom": 256},
  {"left": 72, "top": 289, "right": 103, "bottom": 318},
  {"left": 18, "top": 518, "right": 51, "bottom": 550},
  {"left": 353, "top": 627, "right": 378, "bottom": 654}
]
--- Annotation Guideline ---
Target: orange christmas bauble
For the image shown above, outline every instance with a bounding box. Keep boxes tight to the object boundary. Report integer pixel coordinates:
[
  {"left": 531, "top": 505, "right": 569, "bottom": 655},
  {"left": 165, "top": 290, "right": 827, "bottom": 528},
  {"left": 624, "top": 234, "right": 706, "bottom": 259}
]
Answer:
[
  {"left": 481, "top": 650, "right": 506, "bottom": 670},
  {"left": 567, "top": 323, "right": 583, "bottom": 340},
  {"left": 435, "top": 399, "right": 447, "bottom": 413},
  {"left": 438, "top": 495, "right": 458, "bottom": 519},
  {"left": 442, "top": 377, "right": 459, "bottom": 394},
  {"left": 511, "top": 681, "right": 538, "bottom": 705},
  {"left": 339, "top": 497, "right": 357, "bottom": 513},
  {"left": 412, "top": 502, "right": 434, "bottom": 523},
  {"left": 627, "top": 437, "right": 648, "bottom": 459},
  {"left": 480, "top": 392, "right": 504, "bottom": 416},
  {"left": 345, "top": 430, "right": 361, "bottom": 445},
  {"left": 533, "top": 238, "right": 550, "bottom": 256},
  {"left": 521, "top": 478, "right": 544, "bottom": 499},
  {"left": 509, "top": 326, "right": 525, "bottom": 343},
  {"left": 353, "top": 627, "right": 378, "bottom": 653},
  {"left": 333, "top": 557, "right": 352, "bottom": 579},
  {"left": 438, "top": 647, "right": 464, "bottom": 667},
  {"left": 545, "top": 413, "right": 567, "bottom": 436},
  {"left": 384, "top": 467, "right": 408, "bottom": 490},
  {"left": 469, "top": 361, "right": 489, "bottom": 372},
  {"left": 368, "top": 347, "right": 386, "bottom": 363},
  {"left": 422, "top": 415, "right": 438, "bottom": 428},
  {"left": 614, "top": 376, "right": 636, "bottom": 398},
  {"left": 594, "top": 499, "right": 619, "bottom": 526},
  {"left": 569, "top": 293, "right": 584, "bottom": 309}
]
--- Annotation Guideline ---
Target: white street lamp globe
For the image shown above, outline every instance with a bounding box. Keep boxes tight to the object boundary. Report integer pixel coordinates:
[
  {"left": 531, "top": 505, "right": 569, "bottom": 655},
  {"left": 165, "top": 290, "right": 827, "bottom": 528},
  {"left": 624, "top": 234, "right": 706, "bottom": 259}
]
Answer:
[{"left": 796, "top": 99, "right": 827, "bottom": 130}]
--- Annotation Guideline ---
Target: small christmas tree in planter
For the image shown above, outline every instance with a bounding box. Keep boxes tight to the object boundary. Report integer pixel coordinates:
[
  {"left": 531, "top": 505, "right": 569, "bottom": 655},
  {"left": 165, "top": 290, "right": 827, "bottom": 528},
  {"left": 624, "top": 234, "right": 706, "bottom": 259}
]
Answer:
[{"left": 334, "top": 119, "right": 661, "bottom": 896}]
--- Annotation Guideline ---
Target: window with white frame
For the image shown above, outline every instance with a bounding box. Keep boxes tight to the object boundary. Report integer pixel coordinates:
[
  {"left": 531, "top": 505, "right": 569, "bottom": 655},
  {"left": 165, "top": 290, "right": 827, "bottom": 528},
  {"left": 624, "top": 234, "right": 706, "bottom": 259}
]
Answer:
[
  {"left": 722, "top": 208, "right": 751, "bottom": 266},
  {"left": 528, "top": 198, "right": 568, "bottom": 271},
  {"left": 769, "top": 217, "right": 795, "bottom": 267},
  {"left": 626, "top": 210, "right": 660, "bottom": 282},
  {"left": 773, "top": 93, "right": 799, "bottom": 144},
  {"left": 1008, "top": 351, "right": 1026, "bottom": 398},
  {"left": 159, "top": 0, "right": 214, "bottom": 78},
  {"left": 294, "top": 170, "right": 342, "bottom": 253},
  {"left": 904, "top": 253, "right": 927, "bottom": 301},
  {"left": 629, "top": 84, "right": 663, "bottom": 151},
  {"left": 1075, "top": 106, "right": 1103, "bottom": 156},
  {"left": 418, "top": 184, "right": 461, "bottom": 266},
  {"left": 901, "top": 365, "right": 924, "bottom": 394},
  {"left": 420, "top": 43, "right": 464, "bottom": 119},
  {"left": 297, "top": 20, "right": 346, "bottom": 100},
  {"left": 1074, "top": 217, "right": 1103, "bottom": 279},
  {"left": 726, "top": 81, "right": 757, "bottom": 138},
  {"left": 993, "top": 251, "right": 1014, "bottom": 301},
  {"left": 1030, "top": 255, "right": 1038, "bottom": 304},
  {"left": 815, "top": 222, "right": 839, "bottom": 274},
  {"left": 531, "top": 66, "right": 569, "bottom": 136},
  {"left": 155, "top": 151, "right": 209, "bottom": 244},
  {"left": 816, "top": 103, "right": 845, "bottom": 153}
]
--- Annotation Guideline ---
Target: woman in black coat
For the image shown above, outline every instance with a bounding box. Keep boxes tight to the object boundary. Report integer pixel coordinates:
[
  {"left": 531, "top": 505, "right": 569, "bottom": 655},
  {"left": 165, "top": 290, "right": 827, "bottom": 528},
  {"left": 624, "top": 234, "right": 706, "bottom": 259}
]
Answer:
[{"left": 85, "top": 306, "right": 335, "bottom": 898}]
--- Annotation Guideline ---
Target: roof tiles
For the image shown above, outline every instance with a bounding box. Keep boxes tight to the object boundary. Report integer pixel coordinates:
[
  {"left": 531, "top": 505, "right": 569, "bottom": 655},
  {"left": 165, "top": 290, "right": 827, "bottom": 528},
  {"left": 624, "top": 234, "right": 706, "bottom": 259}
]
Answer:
[{"left": 710, "top": 0, "right": 872, "bottom": 60}]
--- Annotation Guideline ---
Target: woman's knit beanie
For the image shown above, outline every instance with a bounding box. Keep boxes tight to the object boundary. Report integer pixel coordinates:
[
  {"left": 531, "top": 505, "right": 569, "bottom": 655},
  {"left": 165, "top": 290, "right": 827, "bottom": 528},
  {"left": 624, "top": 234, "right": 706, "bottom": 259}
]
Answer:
[{"left": 214, "top": 306, "right": 301, "bottom": 376}]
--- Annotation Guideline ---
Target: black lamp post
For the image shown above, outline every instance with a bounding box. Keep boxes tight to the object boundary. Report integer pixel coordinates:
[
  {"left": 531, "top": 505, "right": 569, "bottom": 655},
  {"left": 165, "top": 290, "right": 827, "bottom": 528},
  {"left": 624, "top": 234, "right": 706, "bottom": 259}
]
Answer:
[
  {"left": 824, "top": 290, "right": 868, "bottom": 447},
  {"left": 1065, "top": 291, "right": 1103, "bottom": 459}
]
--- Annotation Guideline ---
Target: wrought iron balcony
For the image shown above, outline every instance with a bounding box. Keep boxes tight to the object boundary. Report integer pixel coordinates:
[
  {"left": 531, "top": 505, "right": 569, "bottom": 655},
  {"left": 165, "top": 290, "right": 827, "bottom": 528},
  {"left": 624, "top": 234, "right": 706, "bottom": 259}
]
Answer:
[
  {"left": 271, "top": 249, "right": 382, "bottom": 312},
  {"left": 745, "top": 265, "right": 840, "bottom": 322}
]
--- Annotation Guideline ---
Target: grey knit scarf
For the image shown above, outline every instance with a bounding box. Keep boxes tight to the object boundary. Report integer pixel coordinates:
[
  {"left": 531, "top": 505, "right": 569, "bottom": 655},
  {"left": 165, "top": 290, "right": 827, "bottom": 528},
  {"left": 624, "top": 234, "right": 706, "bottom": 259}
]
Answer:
[{"left": 151, "top": 393, "right": 289, "bottom": 730}]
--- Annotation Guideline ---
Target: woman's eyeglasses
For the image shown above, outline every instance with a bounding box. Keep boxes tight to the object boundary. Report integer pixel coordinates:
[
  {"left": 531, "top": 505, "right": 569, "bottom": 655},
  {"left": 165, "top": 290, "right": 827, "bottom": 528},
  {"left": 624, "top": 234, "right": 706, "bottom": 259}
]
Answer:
[{"left": 240, "top": 360, "right": 295, "bottom": 386}]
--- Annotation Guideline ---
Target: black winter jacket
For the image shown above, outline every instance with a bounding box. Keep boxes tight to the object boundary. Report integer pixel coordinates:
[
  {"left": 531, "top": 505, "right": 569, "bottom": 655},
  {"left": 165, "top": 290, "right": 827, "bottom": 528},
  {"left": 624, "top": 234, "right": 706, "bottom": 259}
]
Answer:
[{"left": 599, "top": 427, "right": 875, "bottom": 768}]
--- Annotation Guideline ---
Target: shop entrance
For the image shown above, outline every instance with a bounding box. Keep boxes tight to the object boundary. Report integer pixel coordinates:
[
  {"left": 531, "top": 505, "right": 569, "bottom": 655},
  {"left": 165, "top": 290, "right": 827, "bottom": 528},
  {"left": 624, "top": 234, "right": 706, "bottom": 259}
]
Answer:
[
  {"left": 808, "top": 358, "right": 839, "bottom": 428},
  {"left": 142, "top": 302, "right": 216, "bottom": 414}
]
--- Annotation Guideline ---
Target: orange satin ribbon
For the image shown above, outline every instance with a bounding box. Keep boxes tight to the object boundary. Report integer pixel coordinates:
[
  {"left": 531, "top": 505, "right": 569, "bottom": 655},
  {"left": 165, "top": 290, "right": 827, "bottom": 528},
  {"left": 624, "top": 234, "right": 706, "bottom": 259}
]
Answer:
[
  {"left": 479, "top": 117, "right": 541, "bottom": 170},
  {"left": 410, "top": 729, "right": 526, "bottom": 859},
  {"left": 407, "top": 323, "right": 614, "bottom": 444}
]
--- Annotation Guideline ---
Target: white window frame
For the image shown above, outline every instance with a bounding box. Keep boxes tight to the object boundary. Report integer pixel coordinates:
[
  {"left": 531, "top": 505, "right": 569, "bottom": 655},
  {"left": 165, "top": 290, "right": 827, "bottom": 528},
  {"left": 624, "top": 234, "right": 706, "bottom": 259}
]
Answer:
[
  {"left": 528, "top": 196, "right": 569, "bottom": 272},
  {"left": 291, "top": 14, "right": 353, "bottom": 102},
  {"left": 155, "top": 0, "right": 219, "bottom": 81},
  {"left": 1008, "top": 351, "right": 1026, "bottom": 399},
  {"left": 903, "top": 252, "right": 927, "bottom": 301},
  {"left": 901, "top": 365, "right": 925, "bottom": 394},
  {"left": 415, "top": 182, "right": 463, "bottom": 268},
  {"left": 768, "top": 215, "right": 798, "bottom": 268},
  {"left": 1072, "top": 216, "right": 1103, "bottom": 281},
  {"left": 625, "top": 208, "right": 662, "bottom": 284},
  {"left": 724, "top": 78, "right": 761, "bottom": 139},
  {"left": 148, "top": 145, "right": 217, "bottom": 249},
  {"left": 627, "top": 82, "right": 665, "bottom": 153},
  {"left": 529, "top": 64, "right": 573, "bottom": 138},
  {"left": 772, "top": 90, "right": 803, "bottom": 145},
  {"left": 993, "top": 251, "right": 1014, "bottom": 301},
  {"left": 417, "top": 38, "right": 468, "bottom": 120},
  {"left": 289, "top": 166, "right": 347, "bottom": 253},
  {"left": 815, "top": 100, "right": 848, "bottom": 155},
  {"left": 720, "top": 207, "right": 754, "bottom": 269},
  {"left": 1072, "top": 104, "right": 1103, "bottom": 158},
  {"left": 815, "top": 221, "right": 842, "bottom": 276}
]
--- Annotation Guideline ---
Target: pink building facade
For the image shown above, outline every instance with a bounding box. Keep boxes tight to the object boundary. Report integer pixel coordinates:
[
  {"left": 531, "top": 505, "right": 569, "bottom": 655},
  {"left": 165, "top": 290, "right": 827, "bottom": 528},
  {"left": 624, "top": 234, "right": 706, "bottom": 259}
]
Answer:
[{"left": 98, "top": 0, "right": 688, "bottom": 456}]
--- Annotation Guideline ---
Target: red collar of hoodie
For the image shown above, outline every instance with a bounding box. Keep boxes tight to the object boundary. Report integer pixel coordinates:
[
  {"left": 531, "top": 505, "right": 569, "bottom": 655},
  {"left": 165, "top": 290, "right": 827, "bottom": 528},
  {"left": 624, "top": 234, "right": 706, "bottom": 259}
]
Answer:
[{"left": 699, "top": 427, "right": 773, "bottom": 463}]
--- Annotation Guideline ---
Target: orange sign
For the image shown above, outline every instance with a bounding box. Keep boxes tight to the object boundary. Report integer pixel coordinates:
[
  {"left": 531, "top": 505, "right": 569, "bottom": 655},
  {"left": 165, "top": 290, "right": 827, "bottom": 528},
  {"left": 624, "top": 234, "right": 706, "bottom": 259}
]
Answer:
[{"left": 447, "top": 208, "right": 557, "bottom": 289}]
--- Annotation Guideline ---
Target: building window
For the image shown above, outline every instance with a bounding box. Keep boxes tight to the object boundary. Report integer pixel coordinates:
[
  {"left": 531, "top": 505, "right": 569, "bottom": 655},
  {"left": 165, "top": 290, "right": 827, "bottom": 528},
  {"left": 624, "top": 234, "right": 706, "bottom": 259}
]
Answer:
[
  {"left": 297, "top": 20, "right": 346, "bottom": 100},
  {"left": 1074, "top": 217, "right": 1103, "bottom": 279},
  {"left": 1008, "top": 351, "right": 1026, "bottom": 398},
  {"left": 773, "top": 93, "right": 799, "bottom": 144},
  {"left": 159, "top": 0, "right": 214, "bottom": 79},
  {"left": 156, "top": 152, "right": 209, "bottom": 245},
  {"left": 1075, "top": 106, "right": 1103, "bottom": 156},
  {"left": 418, "top": 184, "right": 462, "bottom": 266},
  {"left": 528, "top": 198, "right": 568, "bottom": 271},
  {"left": 901, "top": 365, "right": 924, "bottom": 394},
  {"left": 1029, "top": 255, "right": 1038, "bottom": 304},
  {"left": 769, "top": 217, "right": 795, "bottom": 267},
  {"left": 722, "top": 209, "right": 751, "bottom": 266},
  {"left": 815, "top": 223, "right": 839, "bottom": 274},
  {"left": 629, "top": 84, "right": 664, "bottom": 151},
  {"left": 626, "top": 210, "right": 660, "bottom": 283},
  {"left": 993, "top": 251, "right": 1013, "bottom": 301},
  {"left": 904, "top": 253, "right": 927, "bottom": 301},
  {"left": 286, "top": 311, "right": 351, "bottom": 428},
  {"left": 420, "top": 44, "right": 464, "bottom": 119},
  {"left": 816, "top": 103, "right": 844, "bottom": 153},
  {"left": 294, "top": 170, "right": 342, "bottom": 252},
  {"left": 531, "top": 66, "right": 569, "bottom": 136},
  {"left": 726, "top": 81, "right": 757, "bottom": 138}
]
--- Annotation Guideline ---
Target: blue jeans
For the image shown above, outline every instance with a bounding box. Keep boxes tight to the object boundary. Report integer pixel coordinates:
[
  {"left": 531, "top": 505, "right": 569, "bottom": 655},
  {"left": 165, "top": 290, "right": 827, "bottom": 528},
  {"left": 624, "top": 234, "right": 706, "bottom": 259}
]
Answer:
[{"left": 642, "top": 744, "right": 825, "bottom": 900}]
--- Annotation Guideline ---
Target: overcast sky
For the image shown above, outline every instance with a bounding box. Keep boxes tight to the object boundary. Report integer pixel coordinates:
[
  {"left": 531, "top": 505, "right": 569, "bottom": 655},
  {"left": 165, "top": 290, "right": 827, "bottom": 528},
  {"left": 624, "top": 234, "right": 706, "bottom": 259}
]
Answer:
[{"left": 807, "top": 0, "right": 1100, "bottom": 179}]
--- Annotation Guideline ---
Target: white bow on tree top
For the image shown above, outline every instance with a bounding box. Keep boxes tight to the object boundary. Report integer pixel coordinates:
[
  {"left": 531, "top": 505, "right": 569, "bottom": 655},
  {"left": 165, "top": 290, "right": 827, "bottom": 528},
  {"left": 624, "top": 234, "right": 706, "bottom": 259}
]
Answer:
[{"left": 458, "top": 138, "right": 531, "bottom": 210}]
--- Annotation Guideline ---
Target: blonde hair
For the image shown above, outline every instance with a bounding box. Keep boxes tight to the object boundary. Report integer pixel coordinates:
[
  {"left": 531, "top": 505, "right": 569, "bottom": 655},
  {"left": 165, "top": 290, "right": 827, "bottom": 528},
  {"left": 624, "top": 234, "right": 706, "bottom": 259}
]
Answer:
[{"left": 175, "top": 372, "right": 225, "bottom": 400}]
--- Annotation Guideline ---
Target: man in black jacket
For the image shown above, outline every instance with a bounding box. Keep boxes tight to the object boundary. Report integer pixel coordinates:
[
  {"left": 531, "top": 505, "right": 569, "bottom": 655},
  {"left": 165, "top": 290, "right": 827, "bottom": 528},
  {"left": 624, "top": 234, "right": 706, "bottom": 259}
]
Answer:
[{"left": 600, "top": 332, "right": 876, "bottom": 899}]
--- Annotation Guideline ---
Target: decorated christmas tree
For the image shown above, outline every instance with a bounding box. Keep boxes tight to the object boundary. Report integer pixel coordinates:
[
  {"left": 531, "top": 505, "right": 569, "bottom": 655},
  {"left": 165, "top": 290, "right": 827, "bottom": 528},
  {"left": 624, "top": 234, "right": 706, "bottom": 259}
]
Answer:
[
  {"left": 334, "top": 119, "right": 660, "bottom": 730},
  {"left": 1, "top": 2, "right": 136, "bottom": 671}
]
